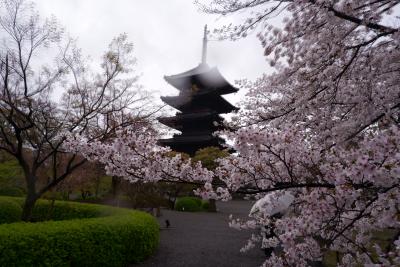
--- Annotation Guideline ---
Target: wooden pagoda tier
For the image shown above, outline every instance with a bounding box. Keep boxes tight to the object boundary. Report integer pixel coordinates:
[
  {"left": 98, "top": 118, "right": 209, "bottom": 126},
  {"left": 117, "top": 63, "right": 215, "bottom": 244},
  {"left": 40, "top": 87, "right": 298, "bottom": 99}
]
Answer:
[
  {"left": 158, "top": 63, "right": 238, "bottom": 156},
  {"left": 164, "top": 64, "right": 238, "bottom": 95}
]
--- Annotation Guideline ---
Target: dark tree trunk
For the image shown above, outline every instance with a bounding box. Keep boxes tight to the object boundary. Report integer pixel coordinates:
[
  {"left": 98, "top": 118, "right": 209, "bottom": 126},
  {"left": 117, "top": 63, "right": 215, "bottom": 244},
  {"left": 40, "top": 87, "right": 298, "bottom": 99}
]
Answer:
[
  {"left": 21, "top": 189, "right": 38, "bottom": 221},
  {"left": 94, "top": 177, "right": 100, "bottom": 198},
  {"left": 111, "top": 176, "right": 120, "bottom": 198},
  {"left": 167, "top": 197, "right": 175, "bottom": 210},
  {"left": 21, "top": 173, "right": 38, "bottom": 221},
  {"left": 167, "top": 190, "right": 179, "bottom": 210},
  {"left": 208, "top": 199, "right": 217, "bottom": 212}
]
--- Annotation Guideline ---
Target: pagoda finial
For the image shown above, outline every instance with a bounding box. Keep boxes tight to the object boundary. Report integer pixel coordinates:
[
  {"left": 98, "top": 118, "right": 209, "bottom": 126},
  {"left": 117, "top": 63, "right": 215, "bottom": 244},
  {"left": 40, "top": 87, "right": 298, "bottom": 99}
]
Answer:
[{"left": 201, "top": 25, "right": 208, "bottom": 65}]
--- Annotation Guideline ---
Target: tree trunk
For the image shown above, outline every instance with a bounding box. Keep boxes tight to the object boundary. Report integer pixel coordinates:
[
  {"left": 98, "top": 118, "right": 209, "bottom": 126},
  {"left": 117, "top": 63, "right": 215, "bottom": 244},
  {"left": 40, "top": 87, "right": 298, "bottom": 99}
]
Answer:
[
  {"left": 208, "top": 199, "right": 217, "bottom": 212},
  {"left": 21, "top": 172, "right": 40, "bottom": 221},
  {"left": 111, "top": 175, "right": 120, "bottom": 198},
  {"left": 167, "top": 196, "right": 175, "bottom": 210},
  {"left": 94, "top": 177, "right": 100, "bottom": 198},
  {"left": 21, "top": 190, "right": 38, "bottom": 221}
]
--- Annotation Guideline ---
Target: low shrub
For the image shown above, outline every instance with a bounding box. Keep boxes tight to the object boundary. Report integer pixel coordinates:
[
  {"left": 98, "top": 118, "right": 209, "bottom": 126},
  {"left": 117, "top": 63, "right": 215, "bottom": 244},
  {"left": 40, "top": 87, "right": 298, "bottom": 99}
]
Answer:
[
  {"left": 201, "top": 200, "right": 210, "bottom": 210},
  {"left": 174, "top": 197, "right": 203, "bottom": 212},
  {"left": 0, "top": 197, "right": 159, "bottom": 267},
  {"left": 31, "top": 199, "right": 107, "bottom": 222},
  {"left": 0, "top": 160, "right": 23, "bottom": 180},
  {"left": 191, "top": 197, "right": 202, "bottom": 207},
  {"left": 0, "top": 186, "right": 24, "bottom": 197},
  {"left": 0, "top": 160, "right": 25, "bottom": 197},
  {"left": 0, "top": 198, "right": 22, "bottom": 223}
]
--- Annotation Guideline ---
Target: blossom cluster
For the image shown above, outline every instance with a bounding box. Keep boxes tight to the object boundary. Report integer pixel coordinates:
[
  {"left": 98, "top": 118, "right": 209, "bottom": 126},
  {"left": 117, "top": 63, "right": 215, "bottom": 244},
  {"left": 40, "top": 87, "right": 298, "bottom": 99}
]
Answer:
[
  {"left": 64, "top": 129, "right": 214, "bottom": 186},
  {"left": 199, "top": 0, "right": 400, "bottom": 266},
  {"left": 216, "top": 126, "right": 400, "bottom": 266}
]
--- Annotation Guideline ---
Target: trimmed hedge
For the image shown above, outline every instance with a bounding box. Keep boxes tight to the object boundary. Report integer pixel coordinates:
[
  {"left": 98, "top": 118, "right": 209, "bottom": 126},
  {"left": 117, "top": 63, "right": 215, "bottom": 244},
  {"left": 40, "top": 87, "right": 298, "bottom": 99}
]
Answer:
[
  {"left": 0, "top": 198, "right": 22, "bottom": 223},
  {"left": 174, "top": 197, "right": 205, "bottom": 212},
  {"left": 201, "top": 200, "right": 210, "bottom": 210},
  {"left": 0, "top": 197, "right": 159, "bottom": 267},
  {"left": 31, "top": 199, "right": 107, "bottom": 222}
]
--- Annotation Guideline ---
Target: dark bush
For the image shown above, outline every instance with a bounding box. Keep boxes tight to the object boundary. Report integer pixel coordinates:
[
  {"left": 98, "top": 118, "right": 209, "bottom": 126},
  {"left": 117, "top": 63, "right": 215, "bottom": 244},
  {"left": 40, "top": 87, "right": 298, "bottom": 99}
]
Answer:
[
  {"left": 123, "top": 181, "right": 168, "bottom": 209},
  {"left": 193, "top": 146, "right": 229, "bottom": 171},
  {"left": 0, "top": 197, "right": 159, "bottom": 267},
  {"left": 174, "top": 197, "right": 203, "bottom": 212},
  {"left": 201, "top": 200, "right": 210, "bottom": 210},
  {"left": 0, "top": 186, "right": 24, "bottom": 197},
  {"left": 0, "top": 160, "right": 25, "bottom": 197},
  {"left": 191, "top": 197, "right": 202, "bottom": 207},
  {"left": 0, "top": 197, "right": 22, "bottom": 223}
]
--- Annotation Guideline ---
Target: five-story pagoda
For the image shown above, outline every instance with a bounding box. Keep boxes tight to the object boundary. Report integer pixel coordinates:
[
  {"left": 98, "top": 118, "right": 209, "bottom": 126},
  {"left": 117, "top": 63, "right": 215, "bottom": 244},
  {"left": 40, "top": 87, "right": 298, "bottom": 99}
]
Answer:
[{"left": 158, "top": 26, "right": 238, "bottom": 155}]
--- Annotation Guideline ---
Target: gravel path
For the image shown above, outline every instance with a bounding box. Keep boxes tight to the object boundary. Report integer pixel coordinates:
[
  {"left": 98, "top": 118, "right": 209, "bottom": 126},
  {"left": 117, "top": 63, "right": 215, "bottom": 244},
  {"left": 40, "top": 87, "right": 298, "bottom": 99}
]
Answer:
[{"left": 136, "top": 200, "right": 266, "bottom": 267}]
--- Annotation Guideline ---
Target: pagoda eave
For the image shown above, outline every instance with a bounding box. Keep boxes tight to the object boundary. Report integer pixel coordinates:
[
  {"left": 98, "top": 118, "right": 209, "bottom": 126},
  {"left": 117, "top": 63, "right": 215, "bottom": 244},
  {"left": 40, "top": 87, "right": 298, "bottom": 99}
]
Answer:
[
  {"left": 160, "top": 96, "right": 189, "bottom": 111},
  {"left": 164, "top": 65, "right": 238, "bottom": 95},
  {"left": 158, "top": 134, "right": 223, "bottom": 145},
  {"left": 158, "top": 111, "right": 221, "bottom": 124},
  {"left": 160, "top": 95, "right": 238, "bottom": 114}
]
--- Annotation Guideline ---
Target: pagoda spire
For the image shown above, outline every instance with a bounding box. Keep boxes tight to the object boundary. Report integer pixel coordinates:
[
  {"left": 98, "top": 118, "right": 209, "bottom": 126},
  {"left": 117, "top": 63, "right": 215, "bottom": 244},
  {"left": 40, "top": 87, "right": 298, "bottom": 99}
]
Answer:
[{"left": 201, "top": 25, "right": 208, "bottom": 65}]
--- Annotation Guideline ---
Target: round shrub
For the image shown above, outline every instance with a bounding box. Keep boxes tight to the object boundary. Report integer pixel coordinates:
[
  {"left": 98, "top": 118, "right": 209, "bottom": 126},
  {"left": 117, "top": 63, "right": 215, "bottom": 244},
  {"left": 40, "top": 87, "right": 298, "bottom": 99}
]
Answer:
[
  {"left": 174, "top": 197, "right": 202, "bottom": 212},
  {"left": 201, "top": 200, "right": 210, "bottom": 210},
  {"left": 0, "top": 197, "right": 22, "bottom": 224},
  {"left": 191, "top": 197, "right": 202, "bottom": 207},
  {"left": 0, "top": 197, "right": 159, "bottom": 267}
]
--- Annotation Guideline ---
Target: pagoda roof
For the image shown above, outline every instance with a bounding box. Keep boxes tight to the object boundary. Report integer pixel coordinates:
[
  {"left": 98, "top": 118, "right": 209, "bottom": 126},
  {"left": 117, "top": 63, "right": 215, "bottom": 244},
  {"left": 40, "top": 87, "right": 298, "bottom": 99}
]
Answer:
[
  {"left": 164, "top": 63, "right": 238, "bottom": 95},
  {"left": 158, "top": 114, "right": 224, "bottom": 131},
  {"left": 160, "top": 95, "right": 238, "bottom": 113},
  {"left": 158, "top": 135, "right": 217, "bottom": 145},
  {"left": 158, "top": 111, "right": 219, "bottom": 124}
]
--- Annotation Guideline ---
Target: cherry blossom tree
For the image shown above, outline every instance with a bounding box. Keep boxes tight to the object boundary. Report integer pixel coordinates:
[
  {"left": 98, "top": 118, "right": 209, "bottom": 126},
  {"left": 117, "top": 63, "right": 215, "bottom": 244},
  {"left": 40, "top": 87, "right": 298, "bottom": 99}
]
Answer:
[
  {"left": 65, "top": 0, "right": 399, "bottom": 266},
  {"left": 0, "top": 0, "right": 155, "bottom": 221},
  {"left": 195, "top": 0, "right": 400, "bottom": 266}
]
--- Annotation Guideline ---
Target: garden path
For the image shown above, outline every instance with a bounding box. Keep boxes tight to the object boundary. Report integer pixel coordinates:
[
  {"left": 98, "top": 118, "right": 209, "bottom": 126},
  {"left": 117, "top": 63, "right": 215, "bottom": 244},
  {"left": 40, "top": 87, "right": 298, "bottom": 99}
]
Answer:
[{"left": 136, "top": 200, "right": 266, "bottom": 267}]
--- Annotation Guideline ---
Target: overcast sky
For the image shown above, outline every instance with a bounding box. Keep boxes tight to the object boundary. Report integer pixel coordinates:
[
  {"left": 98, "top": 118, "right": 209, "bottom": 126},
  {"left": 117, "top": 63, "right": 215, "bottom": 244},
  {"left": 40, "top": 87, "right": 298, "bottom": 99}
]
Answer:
[{"left": 34, "top": 0, "right": 271, "bottom": 107}]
